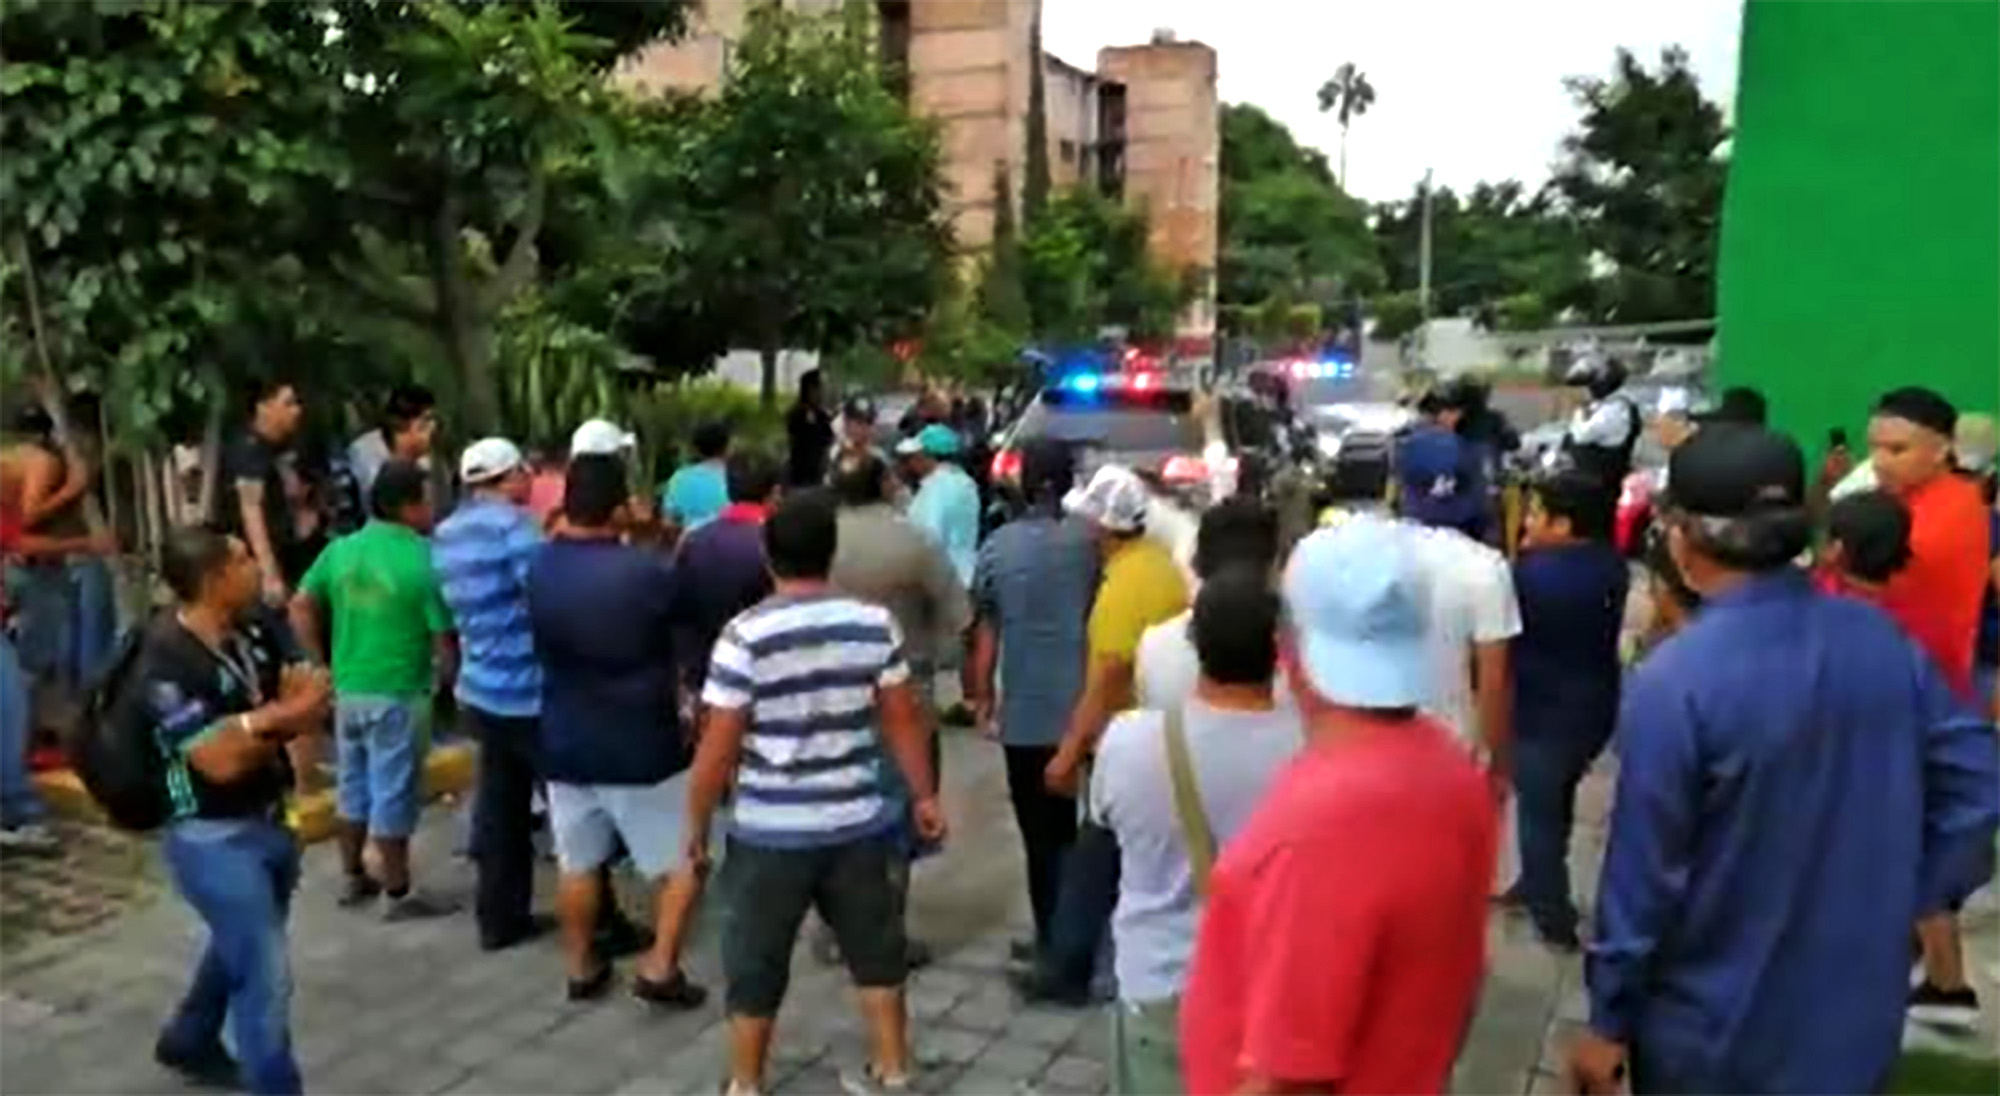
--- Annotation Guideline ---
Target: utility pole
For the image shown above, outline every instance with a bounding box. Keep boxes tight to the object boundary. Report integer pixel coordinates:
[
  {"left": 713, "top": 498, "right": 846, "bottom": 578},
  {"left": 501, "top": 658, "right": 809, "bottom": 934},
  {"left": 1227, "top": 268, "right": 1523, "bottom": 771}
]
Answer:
[{"left": 1417, "top": 167, "right": 1434, "bottom": 320}]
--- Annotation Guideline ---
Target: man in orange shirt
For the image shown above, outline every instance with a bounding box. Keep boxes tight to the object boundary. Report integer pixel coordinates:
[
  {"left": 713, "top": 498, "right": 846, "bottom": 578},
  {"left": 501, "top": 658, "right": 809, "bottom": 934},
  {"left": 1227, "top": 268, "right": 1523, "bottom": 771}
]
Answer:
[
  {"left": 1868, "top": 386, "right": 1994, "bottom": 1030},
  {"left": 1872, "top": 388, "right": 1990, "bottom": 697}
]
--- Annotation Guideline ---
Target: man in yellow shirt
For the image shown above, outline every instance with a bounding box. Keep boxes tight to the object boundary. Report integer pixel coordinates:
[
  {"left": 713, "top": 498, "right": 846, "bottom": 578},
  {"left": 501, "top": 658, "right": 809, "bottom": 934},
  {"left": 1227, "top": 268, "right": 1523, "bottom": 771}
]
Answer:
[{"left": 1045, "top": 465, "right": 1190, "bottom": 795}]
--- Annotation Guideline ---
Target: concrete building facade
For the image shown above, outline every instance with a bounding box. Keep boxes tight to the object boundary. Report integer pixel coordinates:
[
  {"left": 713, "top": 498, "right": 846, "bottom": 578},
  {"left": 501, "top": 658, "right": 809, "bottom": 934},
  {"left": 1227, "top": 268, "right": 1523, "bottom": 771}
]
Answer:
[{"left": 613, "top": 0, "right": 1219, "bottom": 340}]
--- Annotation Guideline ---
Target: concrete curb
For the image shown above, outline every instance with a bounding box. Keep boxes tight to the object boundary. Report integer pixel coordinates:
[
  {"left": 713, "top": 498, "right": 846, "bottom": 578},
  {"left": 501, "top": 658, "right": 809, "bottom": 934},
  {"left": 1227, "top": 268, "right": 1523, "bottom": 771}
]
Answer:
[{"left": 31, "top": 743, "right": 478, "bottom": 845}]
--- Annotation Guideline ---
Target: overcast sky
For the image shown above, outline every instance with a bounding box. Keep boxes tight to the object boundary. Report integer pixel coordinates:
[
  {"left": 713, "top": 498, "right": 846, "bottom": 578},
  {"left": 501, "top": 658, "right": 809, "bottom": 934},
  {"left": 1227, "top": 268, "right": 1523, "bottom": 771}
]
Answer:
[{"left": 1042, "top": 0, "right": 1743, "bottom": 204}]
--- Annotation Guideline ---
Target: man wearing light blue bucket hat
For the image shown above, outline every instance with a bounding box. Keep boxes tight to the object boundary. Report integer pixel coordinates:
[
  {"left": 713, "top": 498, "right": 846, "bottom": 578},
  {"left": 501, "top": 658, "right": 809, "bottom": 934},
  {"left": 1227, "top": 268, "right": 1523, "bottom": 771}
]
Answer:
[{"left": 1179, "top": 515, "right": 1497, "bottom": 1096}]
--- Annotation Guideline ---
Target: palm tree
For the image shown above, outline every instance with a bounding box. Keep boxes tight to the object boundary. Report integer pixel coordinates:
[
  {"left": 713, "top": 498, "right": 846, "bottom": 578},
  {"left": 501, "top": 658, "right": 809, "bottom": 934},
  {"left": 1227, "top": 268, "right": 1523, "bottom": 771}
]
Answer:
[{"left": 1316, "top": 62, "right": 1377, "bottom": 191}]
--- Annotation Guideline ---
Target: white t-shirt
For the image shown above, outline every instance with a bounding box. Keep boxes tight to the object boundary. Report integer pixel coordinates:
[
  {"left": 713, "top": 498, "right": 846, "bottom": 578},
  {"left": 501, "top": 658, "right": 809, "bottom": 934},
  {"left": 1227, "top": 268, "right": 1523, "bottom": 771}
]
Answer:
[
  {"left": 1404, "top": 524, "right": 1522, "bottom": 747},
  {"left": 1089, "top": 700, "right": 1303, "bottom": 1003},
  {"left": 1136, "top": 611, "right": 1295, "bottom": 713},
  {"left": 1135, "top": 613, "right": 1200, "bottom": 711},
  {"left": 1143, "top": 496, "right": 1199, "bottom": 585}
]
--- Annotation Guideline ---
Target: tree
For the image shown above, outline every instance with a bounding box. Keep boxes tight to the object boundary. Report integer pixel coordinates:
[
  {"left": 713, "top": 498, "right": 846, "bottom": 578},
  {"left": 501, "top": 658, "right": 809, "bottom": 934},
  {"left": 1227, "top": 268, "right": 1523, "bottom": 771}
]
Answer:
[
  {"left": 1217, "top": 104, "right": 1379, "bottom": 328},
  {"left": 0, "top": 0, "right": 696, "bottom": 440},
  {"left": 1371, "top": 179, "right": 1590, "bottom": 322},
  {"left": 666, "top": 4, "right": 952, "bottom": 404},
  {"left": 0, "top": 0, "right": 341, "bottom": 441},
  {"left": 302, "top": 0, "right": 694, "bottom": 432},
  {"left": 1022, "top": 188, "right": 1190, "bottom": 343},
  {"left": 1022, "top": 18, "right": 1051, "bottom": 224},
  {"left": 1315, "top": 62, "right": 1376, "bottom": 189},
  {"left": 977, "top": 161, "right": 1032, "bottom": 335},
  {"left": 1552, "top": 46, "right": 1729, "bottom": 325}
]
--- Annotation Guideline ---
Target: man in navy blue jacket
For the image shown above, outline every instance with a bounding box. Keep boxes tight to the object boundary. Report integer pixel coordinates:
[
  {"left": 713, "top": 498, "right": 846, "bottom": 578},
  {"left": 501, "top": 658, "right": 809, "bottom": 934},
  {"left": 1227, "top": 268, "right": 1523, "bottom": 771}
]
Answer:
[
  {"left": 1570, "top": 426, "right": 2000, "bottom": 1095},
  {"left": 1502, "top": 470, "right": 1628, "bottom": 950}
]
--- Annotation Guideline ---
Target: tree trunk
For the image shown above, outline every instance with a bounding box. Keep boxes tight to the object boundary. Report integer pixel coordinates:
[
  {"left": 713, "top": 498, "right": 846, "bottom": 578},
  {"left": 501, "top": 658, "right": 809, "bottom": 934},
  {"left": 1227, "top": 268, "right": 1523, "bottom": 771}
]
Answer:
[
  {"left": 759, "top": 339, "right": 781, "bottom": 408},
  {"left": 194, "top": 381, "right": 226, "bottom": 525},
  {"left": 429, "top": 187, "right": 502, "bottom": 435},
  {"left": 445, "top": 314, "right": 500, "bottom": 436}
]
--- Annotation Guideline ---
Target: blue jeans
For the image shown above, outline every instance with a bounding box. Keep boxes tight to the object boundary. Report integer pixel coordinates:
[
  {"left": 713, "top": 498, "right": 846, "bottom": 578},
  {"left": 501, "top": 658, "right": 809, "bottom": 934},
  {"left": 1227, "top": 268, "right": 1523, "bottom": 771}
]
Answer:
[
  {"left": 3, "top": 558, "right": 116, "bottom": 688},
  {"left": 158, "top": 818, "right": 302, "bottom": 1096},
  {"left": 1514, "top": 732, "right": 1609, "bottom": 935},
  {"left": 0, "top": 632, "right": 44, "bottom": 829},
  {"left": 68, "top": 556, "right": 118, "bottom": 688},
  {"left": 7, "top": 563, "right": 69, "bottom": 681}
]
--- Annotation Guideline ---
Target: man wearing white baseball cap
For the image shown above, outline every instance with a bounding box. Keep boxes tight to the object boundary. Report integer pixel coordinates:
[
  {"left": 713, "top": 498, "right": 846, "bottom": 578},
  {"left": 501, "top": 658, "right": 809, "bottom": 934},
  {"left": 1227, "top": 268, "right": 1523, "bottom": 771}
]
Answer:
[
  {"left": 1180, "top": 516, "right": 1496, "bottom": 1096},
  {"left": 571, "top": 418, "right": 637, "bottom": 457},
  {"left": 434, "top": 435, "right": 647, "bottom": 955}
]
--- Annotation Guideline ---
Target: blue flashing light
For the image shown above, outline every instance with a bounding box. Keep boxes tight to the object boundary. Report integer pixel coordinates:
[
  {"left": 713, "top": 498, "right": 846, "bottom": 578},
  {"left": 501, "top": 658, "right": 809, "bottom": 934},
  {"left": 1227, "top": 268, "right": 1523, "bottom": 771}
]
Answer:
[{"left": 1066, "top": 373, "right": 1103, "bottom": 394}]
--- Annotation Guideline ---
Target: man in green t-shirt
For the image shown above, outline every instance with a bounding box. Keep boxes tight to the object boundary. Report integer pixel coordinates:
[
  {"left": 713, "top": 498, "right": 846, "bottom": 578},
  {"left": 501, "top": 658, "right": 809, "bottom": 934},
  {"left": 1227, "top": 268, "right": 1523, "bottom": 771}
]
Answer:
[{"left": 291, "top": 459, "right": 458, "bottom": 918}]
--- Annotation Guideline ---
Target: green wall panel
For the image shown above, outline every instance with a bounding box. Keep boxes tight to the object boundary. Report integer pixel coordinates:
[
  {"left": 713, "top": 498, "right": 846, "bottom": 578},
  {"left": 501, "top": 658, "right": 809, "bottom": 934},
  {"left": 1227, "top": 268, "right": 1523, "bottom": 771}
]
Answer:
[{"left": 1716, "top": 0, "right": 2000, "bottom": 456}]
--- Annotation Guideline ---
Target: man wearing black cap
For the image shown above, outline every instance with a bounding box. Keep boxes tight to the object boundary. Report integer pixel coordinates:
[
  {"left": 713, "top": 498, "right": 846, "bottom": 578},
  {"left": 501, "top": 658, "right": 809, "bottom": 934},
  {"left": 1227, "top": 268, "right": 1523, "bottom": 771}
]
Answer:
[
  {"left": 1569, "top": 425, "right": 2000, "bottom": 1095},
  {"left": 966, "top": 438, "right": 1098, "bottom": 966},
  {"left": 830, "top": 395, "right": 888, "bottom": 477}
]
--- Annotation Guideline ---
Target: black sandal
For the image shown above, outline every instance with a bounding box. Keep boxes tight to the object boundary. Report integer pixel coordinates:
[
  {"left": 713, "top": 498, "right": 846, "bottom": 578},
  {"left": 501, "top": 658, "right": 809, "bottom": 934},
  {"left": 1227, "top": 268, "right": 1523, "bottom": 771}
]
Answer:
[
  {"left": 631, "top": 969, "right": 708, "bottom": 1010},
  {"left": 567, "top": 963, "right": 614, "bottom": 1002}
]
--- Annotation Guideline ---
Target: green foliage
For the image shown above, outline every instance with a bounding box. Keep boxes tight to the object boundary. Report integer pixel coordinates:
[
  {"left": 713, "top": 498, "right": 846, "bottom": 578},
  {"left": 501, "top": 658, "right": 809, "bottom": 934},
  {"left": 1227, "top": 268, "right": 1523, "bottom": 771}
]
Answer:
[
  {"left": 1490, "top": 292, "right": 1553, "bottom": 332},
  {"left": 1372, "top": 179, "right": 1591, "bottom": 323},
  {"left": 1023, "top": 21, "right": 1051, "bottom": 223},
  {"left": 0, "top": 0, "right": 697, "bottom": 442},
  {"left": 626, "top": 377, "right": 782, "bottom": 481},
  {"left": 662, "top": 3, "right": 952, "bottom": 403},
  {"left": 1553, "top": 47, "right": 1728, "bottom": 324},
  {"left": 920, "top": 285, "right": 1025, "bottom": 386},
  {"left": 1219, "top": 105, "right": 1381, "bottom": 312},
  {"left": 1023, "top": 188, "right": 1189, "bottom": 342},
  {"left": 977, "top": 161, "right": 1033, "bottom": 334},
  {"left": 1369, "top": 291, "right": 1425, "bottom": 341},
  {"left": 493, "top": 289, "right": 621, "bottom": 454},
  {"left": 0, "top": 0, "right": 342, "bottom": 441}
]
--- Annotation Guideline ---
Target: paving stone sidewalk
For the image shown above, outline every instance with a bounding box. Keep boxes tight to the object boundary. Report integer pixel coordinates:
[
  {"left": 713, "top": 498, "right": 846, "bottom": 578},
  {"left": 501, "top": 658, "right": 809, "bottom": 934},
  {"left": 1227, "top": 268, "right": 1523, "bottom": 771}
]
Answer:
[{"left": 6, "top": 731, "right": 1989, "bottom": 1096}]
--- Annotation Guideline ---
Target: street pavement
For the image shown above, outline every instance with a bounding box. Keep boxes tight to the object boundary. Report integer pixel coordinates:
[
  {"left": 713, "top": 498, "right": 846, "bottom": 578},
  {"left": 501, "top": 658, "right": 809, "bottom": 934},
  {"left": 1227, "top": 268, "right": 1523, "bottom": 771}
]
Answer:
[{"left": 1, "top": 729, "right": 1993, "bottom": 1095}]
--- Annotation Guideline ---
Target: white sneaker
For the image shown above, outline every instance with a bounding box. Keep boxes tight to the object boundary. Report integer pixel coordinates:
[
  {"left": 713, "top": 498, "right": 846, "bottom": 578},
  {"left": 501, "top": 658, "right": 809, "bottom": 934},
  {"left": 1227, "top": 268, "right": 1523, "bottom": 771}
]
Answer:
[
  {"left": 0, "top": 823, "right": 61, "bottom": 856},
  {"left": 840, "top": 1064, "right": 913, "bottom": 1095}
]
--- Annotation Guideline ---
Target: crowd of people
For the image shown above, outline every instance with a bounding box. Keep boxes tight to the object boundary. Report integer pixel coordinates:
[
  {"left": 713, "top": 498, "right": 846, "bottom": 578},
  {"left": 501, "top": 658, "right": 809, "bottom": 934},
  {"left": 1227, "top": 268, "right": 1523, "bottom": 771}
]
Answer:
[{"left": 1, "top": 363, "right": 1997, "bottom": 1096}]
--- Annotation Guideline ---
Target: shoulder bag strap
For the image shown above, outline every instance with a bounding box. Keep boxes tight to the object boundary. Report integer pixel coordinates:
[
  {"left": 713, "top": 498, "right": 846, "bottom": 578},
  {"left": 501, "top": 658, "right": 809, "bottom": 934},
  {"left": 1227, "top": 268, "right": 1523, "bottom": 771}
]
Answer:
[{"left": 1162, "top": 705, "right": 1219, "bottom": 898}]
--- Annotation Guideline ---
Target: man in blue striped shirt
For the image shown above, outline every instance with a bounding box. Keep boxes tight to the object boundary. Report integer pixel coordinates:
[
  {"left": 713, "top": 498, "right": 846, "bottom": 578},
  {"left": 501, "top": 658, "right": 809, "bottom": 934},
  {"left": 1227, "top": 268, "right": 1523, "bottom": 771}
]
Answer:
[
  {"left": 433, "top": 439, "right": 546, "bottom": 949},
  {"left": 433, "top": 438, "right": 643, "bottom": 957},
  {"left": 686, "top": 490, "right": 945, "bottom": 1096}
]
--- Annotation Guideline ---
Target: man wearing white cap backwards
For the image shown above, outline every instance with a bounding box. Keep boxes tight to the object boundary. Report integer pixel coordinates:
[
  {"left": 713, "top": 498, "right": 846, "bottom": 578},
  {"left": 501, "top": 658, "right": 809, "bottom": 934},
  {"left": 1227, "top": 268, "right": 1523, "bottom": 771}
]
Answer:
[
  {"left": 1179, "top": 517, "right": 1496, "bottom": 1096},
  {"left": 433, "top": 438, "right": 647, "bottom": 957}
]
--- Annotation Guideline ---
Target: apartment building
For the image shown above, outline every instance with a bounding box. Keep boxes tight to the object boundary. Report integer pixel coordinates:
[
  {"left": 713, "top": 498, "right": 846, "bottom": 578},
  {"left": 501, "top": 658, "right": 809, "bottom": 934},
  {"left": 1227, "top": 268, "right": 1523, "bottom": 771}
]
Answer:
[{"left": 614, "top": 0, "right": 1218, "bottom": 340}]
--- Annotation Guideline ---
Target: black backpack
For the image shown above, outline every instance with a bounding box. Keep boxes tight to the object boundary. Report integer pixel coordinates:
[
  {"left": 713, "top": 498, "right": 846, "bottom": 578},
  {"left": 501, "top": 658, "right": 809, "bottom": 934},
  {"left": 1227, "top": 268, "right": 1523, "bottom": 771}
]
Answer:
[{"left": 62, "top": 619, "right": 170, "bottom": 832}]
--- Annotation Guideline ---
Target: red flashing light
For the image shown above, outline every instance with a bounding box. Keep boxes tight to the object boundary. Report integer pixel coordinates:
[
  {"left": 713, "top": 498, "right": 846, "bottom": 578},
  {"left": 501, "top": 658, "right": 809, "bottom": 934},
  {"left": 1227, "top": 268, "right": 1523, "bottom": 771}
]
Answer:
[
  {"left": 1162, "top": 454, "right": 1239, "bottom": 485},
  {"left": 1128, "top": 371, "right": 1159, "bottom": 392},
  {"left": 992, "top": 449, "right": 1023, "bottom": 483}
]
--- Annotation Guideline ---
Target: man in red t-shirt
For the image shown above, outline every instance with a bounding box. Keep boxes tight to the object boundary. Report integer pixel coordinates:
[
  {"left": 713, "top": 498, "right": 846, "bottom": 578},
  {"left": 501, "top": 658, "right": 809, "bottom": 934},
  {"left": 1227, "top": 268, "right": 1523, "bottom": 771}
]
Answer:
[
  {"left": 1870, "top": 388, "right": 1991, "bottom": 697},
  {"left": 1868, "top": 387, "right": 1996, "bottom": 1028},
  {"left": 1180, "top": 517, "right": 1496, "bottom": 1096},
  {"left": 1, "top": 448, "right": 112, "bottom": 853}
]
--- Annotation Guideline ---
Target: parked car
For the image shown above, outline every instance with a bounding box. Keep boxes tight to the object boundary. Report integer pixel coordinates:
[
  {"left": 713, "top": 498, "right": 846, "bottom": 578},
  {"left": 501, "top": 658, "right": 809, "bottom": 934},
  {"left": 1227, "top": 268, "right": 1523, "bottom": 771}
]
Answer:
[{"left": 989, "top": 367, "right": 1313, "bottom": 517}]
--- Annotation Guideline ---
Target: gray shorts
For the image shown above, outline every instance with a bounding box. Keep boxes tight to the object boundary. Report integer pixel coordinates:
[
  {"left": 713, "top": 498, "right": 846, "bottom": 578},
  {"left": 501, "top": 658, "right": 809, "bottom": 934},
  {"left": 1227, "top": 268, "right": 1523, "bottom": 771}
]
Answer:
[{"left": 545, "top": 775, "right": 689, "bottom": 880}]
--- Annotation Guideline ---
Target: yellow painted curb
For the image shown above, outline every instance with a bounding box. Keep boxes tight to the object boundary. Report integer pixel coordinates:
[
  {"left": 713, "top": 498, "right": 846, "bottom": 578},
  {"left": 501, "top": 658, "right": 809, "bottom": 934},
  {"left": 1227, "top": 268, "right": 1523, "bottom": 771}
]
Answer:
[{"left": 33, "top": 743, "right": 478, "bottom": 846}]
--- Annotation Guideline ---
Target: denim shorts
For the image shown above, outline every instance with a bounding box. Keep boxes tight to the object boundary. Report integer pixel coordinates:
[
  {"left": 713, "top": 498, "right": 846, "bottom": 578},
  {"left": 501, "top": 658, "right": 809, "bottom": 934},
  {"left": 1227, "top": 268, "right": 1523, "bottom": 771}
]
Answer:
[
  {"left": 722, "top": 835, "right": 907, "bottom": 1017},
  {"left": 545, "top": 776, "right": 689, "bottom": 880},
  {"left": 334, "top": 695, "right": 430, "bottom": 838}
]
